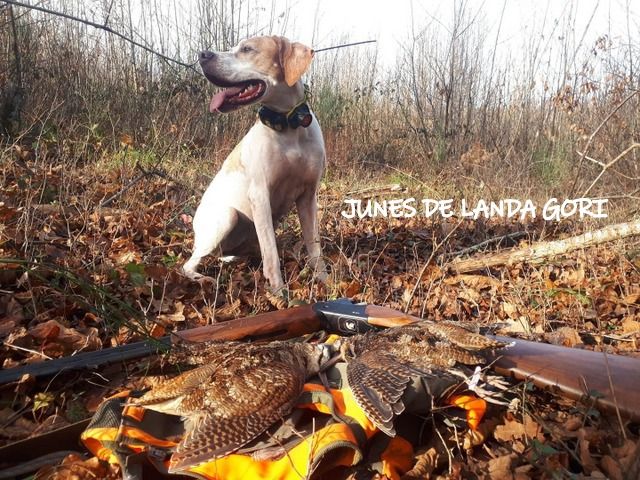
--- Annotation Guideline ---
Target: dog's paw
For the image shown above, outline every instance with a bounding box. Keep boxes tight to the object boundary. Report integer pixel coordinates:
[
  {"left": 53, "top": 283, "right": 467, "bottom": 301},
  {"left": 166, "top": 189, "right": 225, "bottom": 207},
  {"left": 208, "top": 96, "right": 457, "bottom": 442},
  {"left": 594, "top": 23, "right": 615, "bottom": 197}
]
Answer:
[
  {"left": 182, "top": 266, "right": 214, "bottom": 284},
  {"left": 309, "top": 258, "right": 329, "bottom": 283}
]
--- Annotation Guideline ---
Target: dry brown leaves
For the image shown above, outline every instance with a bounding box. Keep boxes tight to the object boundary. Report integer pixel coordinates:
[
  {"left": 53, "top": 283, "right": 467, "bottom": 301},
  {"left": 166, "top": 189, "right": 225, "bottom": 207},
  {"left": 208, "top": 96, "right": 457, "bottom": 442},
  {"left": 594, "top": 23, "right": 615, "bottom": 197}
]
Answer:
[
  {"left": 1, "top": 159, "right": 639, "bottom": 477},
  {"left": 35, "top": 454, "right": 120, "bottom": 479}
]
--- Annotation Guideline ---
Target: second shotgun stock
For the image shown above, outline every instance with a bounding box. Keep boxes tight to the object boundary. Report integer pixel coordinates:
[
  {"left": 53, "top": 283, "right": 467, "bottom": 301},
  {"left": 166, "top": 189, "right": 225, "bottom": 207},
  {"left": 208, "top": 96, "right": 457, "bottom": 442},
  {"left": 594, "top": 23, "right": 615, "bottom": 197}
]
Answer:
[{"left": 487, "top": 335, "right": 640, "bottom": 421}]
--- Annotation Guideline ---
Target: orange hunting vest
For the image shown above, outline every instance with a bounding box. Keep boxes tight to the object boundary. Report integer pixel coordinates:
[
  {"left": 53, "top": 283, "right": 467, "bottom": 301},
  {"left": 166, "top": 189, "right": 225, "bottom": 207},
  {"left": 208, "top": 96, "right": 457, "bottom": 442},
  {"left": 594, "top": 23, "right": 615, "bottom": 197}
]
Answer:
[{"left": 81, "top": 384, "right": 415, "bottom": 480}]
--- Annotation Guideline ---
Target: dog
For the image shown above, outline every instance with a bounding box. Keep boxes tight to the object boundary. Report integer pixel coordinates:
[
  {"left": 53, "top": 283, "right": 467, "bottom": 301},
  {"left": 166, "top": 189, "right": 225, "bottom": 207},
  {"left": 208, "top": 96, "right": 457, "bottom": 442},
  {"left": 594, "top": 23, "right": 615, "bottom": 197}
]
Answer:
[{"left": 183, "top": 36, "right": 328, "bottom": 292}]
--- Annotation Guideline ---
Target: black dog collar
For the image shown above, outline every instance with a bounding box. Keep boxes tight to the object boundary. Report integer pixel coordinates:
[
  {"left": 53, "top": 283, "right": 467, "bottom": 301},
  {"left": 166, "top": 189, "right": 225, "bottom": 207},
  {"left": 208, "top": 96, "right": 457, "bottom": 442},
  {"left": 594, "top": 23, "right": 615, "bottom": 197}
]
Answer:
[{"left": 258, "top": 102, "right": 313, "bottom": 132}]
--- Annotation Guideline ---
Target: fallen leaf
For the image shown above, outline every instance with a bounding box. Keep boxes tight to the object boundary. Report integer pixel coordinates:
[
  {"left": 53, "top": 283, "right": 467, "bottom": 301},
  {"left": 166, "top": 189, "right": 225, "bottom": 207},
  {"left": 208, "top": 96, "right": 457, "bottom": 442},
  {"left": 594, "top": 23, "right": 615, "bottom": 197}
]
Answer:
[
  {"left": 345, "top": 280, "right": 361, "bottom": 297},
  {"left": 28, "top": 320, "right": 102, "bottom": 357},
  {"left": 494, "top": 414, "right": 544, "bottom": 443},
  {"left": 544, "top": 326, "right": 582, "bottom": 347},
  {"left": 215, "top": 299, "right": 242, "bottom": 320},
  {"left": 157, "top": 301, "right": 186, "bottom": 325},
  {"left": 577, "top": 428, "right": 598, "bottom": 474},
  {"left": 621, "top": 316, "right": 640, "bottom": 334},
  {"left": 36, "top": 453, "right": 120, "bottom": 479},
  {"left": 487, "top": 454, "right": 516, "bottom": 479},
  {"left": 33, "top": 392, "right": 56, "bottom": 412},
  {"left": 502, "top": 302, "right": 518, "bottom": 318}
]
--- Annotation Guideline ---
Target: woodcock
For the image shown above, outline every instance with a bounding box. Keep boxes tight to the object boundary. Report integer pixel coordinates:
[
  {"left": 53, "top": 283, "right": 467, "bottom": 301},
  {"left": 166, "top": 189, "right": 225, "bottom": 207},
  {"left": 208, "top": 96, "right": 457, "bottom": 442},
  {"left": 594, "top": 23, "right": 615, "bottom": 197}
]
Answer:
[
  {"left": 338, "top": 321, "right": 511, "bottom": 436},
  {"left": 130, "top": 340, "right": 330, "bottom": 472},
  {"left": 132, "top": 322, "right": 508, "bottom": 471}
]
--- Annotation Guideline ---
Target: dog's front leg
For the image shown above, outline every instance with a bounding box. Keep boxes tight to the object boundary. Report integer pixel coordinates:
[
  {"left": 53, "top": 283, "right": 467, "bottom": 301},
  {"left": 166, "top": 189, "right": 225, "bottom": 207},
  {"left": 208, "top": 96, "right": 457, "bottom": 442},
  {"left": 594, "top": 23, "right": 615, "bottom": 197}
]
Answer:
[
  {"left": 249, "top": 184, "right": 285, "bottom": 292},
  {"left": 296, "top": 188, "right": 328, "bottom": 283}
]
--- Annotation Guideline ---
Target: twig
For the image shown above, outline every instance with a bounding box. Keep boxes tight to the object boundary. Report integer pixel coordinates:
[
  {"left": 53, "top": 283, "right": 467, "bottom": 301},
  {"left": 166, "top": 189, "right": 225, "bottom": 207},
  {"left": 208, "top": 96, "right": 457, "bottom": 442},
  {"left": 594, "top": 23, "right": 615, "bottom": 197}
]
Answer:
[
  {"left": 99, "top": 164, "right": 150, "bottom": 208},
  {"left": 99, "top": 143, "right": 174, "bottom": 207},
  {"left": 404, "top": 219, "right": 465, "bottom": 312},
  {"left": 570, "top": 89, "right": 640, "bottom": 196},
  {"left": 576, "top": 150, "right": 605, "bottom": 167},
  {"left": 8, "top": 3, "right": 22, "bottom": 89},
  {"left": 445, "top": 231, "right": 528, "bottom": 258},
  {"left": 4, "top": 343, "right": 52, "bottom": 360},
  {"left": 602, "top": 350, "right": 627, "bottom": 441},
  {"left": 2, "top": 0, "right": 200, "bottom": 74},
  {"left": 582, "top": 143, "right": 640, "bottom": 197}
]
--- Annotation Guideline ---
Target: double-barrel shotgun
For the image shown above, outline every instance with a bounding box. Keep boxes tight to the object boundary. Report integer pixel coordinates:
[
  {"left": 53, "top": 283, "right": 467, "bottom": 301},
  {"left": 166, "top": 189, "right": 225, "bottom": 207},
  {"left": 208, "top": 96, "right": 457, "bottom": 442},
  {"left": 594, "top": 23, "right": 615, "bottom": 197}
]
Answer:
[{"left": 1, "top": 298, "right": 639, "bottom": 421}]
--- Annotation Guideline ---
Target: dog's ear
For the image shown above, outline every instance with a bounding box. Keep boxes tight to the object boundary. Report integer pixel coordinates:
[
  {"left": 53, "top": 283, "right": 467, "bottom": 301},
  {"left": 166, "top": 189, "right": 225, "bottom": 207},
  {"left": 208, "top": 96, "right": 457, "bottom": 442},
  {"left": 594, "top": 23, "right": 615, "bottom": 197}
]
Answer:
[{"left": 278, "top": 38, "right": 314, "bottom": 87}]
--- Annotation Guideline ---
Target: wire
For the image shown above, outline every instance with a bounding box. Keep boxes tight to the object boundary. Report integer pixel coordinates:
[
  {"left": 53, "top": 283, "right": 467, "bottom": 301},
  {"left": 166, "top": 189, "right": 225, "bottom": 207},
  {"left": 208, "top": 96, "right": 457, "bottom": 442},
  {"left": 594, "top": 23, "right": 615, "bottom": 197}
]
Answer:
[{"left": 314, "top": 39, "right": 377, "bottom": 53}]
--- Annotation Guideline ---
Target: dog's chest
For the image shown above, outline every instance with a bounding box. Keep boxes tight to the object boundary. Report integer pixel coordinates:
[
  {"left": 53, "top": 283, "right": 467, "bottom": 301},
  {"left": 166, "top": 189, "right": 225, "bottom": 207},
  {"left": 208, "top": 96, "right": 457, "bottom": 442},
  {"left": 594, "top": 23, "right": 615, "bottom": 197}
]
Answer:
[{"left": 249, "top": 125, "right": 324, "bottom": 179}]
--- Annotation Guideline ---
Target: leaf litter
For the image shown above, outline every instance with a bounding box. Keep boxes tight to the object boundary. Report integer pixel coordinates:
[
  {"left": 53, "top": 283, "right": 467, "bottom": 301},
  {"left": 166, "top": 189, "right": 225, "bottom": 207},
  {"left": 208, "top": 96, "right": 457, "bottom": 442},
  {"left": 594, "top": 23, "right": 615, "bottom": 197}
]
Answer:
[{"left": 1, "top": 160, "right": 639, "bottom": 478}]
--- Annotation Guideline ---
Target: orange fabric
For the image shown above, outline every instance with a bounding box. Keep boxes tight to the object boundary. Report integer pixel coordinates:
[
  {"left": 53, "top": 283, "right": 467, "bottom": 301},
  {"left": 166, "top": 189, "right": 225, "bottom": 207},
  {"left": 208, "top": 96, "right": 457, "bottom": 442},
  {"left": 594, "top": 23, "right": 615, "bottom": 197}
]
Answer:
[
  {"left": 189, "top": 422, "right": 360, "bottom": 480},
  {"left": 82, "top": 384, "right": 422, "bottom": 480},
  {"left": 189, "top": 385, "right": 377, "bottom": 479},
  {"left": 448, "top": 394, "right": 486, "bottom": 430},
  {"left": 379, "top": 436, "right": 414, "bottom": 480},
  {"left": 81, "top": 425, "right": 178, "bottom": 465},
  {"left": 123, "top": 405, "right": 146, "bottom": 422},
  {"left": 299, "top": 384, "right": 378, "bottom": 437},
  {"left": 106, "top": 390, "right": 132, "bottom": 400},
  {"left": 119, "top": 426, "right": 178, "bottom": 448},
  {"left": 81, "top": 429, "right": 121, "bottom": 464}
]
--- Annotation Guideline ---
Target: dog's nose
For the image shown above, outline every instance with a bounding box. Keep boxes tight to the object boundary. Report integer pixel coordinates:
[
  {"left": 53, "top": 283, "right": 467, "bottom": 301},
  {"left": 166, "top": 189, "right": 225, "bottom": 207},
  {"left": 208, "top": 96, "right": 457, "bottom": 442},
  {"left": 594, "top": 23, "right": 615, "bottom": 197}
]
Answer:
[{"left": 199, "top": 51, "right": 215, "bottom": 62}]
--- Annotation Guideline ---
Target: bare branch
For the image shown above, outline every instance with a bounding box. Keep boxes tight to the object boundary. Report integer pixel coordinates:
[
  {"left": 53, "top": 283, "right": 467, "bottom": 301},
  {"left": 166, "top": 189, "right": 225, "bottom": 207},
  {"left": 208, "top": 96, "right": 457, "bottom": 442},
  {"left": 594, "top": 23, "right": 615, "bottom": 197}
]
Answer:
[
  {"left": 582, "top": 143, "right": 640, "bottom": 197},
  {"left": 570, "top": 88, "right": 640, "bottom": 196},
  {"left": 1, "top": 0, "right": 201, "bottom": 74}
]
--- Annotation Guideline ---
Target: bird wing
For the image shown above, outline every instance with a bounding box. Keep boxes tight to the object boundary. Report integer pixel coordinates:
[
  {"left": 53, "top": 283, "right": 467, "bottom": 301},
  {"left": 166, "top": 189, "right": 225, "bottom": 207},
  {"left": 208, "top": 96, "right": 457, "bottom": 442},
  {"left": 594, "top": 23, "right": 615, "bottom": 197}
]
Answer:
[
  {"left": 132, "top": 361, "right": 222, "bottom": 410},
  {"left": 423, "top": 322, "right": 510, "bottom": 351},
  {"left": 346, "top": 350, "right": 419, "bottom": 436},
  {"left": 168, "top": 360, "right": 305, "bottom": 472}
]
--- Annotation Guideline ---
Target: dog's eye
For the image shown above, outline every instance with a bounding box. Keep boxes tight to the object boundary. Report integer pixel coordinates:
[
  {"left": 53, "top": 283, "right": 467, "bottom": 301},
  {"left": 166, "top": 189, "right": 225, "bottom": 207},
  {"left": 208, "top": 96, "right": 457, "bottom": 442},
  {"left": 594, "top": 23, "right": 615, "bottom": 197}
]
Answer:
[{"left": 240, "top": 45, "right": 254, "bottom": 54}]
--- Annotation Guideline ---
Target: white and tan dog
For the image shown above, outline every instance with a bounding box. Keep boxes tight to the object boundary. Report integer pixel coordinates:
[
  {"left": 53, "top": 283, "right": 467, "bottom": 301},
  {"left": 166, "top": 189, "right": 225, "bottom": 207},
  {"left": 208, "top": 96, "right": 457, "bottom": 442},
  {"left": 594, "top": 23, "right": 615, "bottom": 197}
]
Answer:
[{"left": 183, "top": 36, "right": 327, "bottom": 292}]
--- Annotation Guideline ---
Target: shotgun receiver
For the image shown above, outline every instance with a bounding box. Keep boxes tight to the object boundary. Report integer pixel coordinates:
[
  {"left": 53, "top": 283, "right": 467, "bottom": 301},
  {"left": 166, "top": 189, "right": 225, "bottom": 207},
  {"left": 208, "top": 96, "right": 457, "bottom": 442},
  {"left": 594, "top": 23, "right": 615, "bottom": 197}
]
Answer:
[{"left": 1, "top": 299, "right": 638, "bottom": 421}]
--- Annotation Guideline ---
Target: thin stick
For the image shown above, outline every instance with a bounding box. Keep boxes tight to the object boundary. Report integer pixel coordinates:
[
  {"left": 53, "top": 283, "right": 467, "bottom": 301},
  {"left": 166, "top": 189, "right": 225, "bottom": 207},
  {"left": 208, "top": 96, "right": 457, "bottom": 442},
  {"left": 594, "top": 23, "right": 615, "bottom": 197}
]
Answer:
[
  {"left": 582, "top": 143, "right": 640, "bottom": 197},
  {"left": 602, "top": 349, "right": 628, "bottom": 441},
  {"left": 4, "top": 343, "right": 52, "bottom": 360},
  {"left": 404, "top": 219, "right": 465, "bottom": 312},
  {"left": 313, "top": 39, "right": 377, "bottom": 53},
  {"left": 2, "top": 0, "right": 200, "bottom": 73},
  {"left": 570, "top": 88, "right": 640, "bottom": 196}
]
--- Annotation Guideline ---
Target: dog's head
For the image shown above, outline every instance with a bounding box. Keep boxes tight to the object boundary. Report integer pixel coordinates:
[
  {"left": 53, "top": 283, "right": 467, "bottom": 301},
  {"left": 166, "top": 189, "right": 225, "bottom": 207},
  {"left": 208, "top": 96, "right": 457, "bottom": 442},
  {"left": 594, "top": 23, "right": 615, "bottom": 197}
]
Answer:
[{"left": 200, "top": 36, "right": 314, "bottom": 113}]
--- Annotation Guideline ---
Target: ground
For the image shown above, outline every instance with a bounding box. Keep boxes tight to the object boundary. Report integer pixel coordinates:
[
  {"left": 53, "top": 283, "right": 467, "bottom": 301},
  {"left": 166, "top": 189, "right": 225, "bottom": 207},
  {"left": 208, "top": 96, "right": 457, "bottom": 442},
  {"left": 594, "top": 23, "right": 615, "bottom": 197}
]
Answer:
[{"left": 0, "top": 159, "right": 639, "bottom": 479}]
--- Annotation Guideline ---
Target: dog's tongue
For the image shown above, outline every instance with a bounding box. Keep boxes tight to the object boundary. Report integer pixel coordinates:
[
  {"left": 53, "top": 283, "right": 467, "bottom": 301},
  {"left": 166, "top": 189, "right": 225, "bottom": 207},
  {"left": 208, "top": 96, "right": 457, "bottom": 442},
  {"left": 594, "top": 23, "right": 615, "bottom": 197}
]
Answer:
[{"left": 209, "top": 86, "right": 243, "bottom": 113}]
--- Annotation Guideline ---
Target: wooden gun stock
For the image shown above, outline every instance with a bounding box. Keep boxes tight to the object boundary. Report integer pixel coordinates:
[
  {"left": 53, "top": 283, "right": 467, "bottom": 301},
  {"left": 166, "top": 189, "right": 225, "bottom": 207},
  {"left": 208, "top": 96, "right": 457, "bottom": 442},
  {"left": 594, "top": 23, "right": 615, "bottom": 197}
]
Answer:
[
  {"left": 487, "top": 335, "right": 640, "bottom": 421},
  {"left": 174, "top": 304, "right": 321, "bottom": 343}
]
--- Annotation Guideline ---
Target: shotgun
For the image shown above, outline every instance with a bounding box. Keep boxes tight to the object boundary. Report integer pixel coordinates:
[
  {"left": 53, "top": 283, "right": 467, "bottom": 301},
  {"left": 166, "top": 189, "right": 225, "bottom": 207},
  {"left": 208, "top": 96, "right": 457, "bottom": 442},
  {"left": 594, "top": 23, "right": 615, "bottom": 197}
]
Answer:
[
  {"left": 1, "top": 299, "right": 638, "bottom": 421},
  {"left": 0, "top": 299, "right": 403, "bottom": 384}
]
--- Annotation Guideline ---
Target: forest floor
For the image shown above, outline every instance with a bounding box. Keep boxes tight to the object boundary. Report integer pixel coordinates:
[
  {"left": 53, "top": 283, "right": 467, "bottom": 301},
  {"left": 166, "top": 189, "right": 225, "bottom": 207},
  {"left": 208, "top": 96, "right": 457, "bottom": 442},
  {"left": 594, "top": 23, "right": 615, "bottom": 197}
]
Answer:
[{"left": 1, "top": 157, "right": 639, "bottom": 479}]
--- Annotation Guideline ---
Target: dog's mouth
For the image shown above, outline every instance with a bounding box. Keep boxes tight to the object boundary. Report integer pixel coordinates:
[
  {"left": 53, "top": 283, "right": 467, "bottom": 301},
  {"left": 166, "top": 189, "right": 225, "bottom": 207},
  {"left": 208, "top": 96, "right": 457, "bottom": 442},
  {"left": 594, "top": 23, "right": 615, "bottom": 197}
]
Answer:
[{"left": 209, "top": 81, "right": 266, "bottom": 113}]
